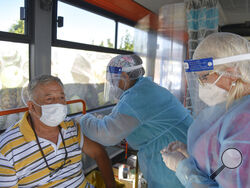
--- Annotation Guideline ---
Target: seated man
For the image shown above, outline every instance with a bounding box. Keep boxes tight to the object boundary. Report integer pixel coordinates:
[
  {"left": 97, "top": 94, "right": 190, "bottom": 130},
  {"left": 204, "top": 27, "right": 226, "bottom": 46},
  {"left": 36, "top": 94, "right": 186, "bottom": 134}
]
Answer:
[{"left": 0, "top": 75, "right": 116, "bottom": 187}]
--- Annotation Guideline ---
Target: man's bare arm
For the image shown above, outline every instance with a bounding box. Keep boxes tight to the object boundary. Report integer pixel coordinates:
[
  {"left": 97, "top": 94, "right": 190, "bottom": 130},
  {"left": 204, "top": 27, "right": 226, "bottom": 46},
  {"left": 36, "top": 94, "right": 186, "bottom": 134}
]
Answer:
[{"left": 82, "top": 135, "right": 116, "bottom": 188}]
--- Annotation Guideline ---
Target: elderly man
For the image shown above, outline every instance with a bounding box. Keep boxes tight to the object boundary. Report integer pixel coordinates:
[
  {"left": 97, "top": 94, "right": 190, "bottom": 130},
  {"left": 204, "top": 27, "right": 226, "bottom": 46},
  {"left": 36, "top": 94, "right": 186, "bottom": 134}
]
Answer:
[{"left": 0, "top": 75, "right": 116, "bottom": 187}]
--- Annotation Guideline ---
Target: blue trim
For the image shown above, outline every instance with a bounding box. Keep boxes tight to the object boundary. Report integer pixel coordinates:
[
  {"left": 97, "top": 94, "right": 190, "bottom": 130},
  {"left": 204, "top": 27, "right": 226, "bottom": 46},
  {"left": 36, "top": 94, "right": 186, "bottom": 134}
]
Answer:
[
  {"left": 184, "top": 57, "right": 214, "bottom": 72},
  {"left": 108, "top": 66, "right": 122, "bottom": 74}
]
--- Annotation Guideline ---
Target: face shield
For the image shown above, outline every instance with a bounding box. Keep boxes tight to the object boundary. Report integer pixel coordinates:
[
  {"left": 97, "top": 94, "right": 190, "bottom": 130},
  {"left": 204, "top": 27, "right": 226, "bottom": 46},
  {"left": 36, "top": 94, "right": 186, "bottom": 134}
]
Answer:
[
  {"left": 104, "top": 64, "right": 143, "bottom": 102},
  {"left": 184, "top": 53, "right": 250, "bottom": 116}
]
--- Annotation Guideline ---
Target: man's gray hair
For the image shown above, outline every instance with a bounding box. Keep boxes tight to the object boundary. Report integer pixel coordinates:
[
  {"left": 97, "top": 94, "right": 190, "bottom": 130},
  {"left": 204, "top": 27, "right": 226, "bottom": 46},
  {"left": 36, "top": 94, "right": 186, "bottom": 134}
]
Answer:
[{"left": 27, "top": 75, "right": 64, "bottom": 100}]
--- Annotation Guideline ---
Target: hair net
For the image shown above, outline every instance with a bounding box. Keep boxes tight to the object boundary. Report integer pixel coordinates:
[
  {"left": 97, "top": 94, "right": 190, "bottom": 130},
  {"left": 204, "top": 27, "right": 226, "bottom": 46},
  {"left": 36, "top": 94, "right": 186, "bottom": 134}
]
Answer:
[
  {"left": 108, "top": 54, "right": 145, "bottom": 80},
  {"left": 104, "top": 54, "right": 145, "bottom": 102}
]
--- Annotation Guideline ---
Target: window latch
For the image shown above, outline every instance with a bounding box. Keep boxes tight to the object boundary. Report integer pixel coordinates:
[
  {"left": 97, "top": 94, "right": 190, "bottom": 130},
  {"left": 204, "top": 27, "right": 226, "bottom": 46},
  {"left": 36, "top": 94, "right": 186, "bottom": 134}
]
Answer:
[
  {"left": 57, "top": 16, "right": 64, "bottom": 28},
  {"left": 20, "top": 7, "right": 26, "bottom": 20}
]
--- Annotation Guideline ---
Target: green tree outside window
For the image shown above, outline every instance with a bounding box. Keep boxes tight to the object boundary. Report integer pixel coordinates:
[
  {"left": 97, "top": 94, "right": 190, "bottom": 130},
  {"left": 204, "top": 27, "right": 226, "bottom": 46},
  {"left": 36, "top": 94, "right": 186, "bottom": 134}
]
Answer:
[{"left": 9, "top": 20, "right": 24, "bottom": 34}]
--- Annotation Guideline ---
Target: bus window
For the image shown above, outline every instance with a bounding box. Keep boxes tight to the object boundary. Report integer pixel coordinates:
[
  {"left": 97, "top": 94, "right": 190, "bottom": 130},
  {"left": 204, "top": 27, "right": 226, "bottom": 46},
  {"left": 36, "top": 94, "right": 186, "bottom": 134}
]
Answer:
[
  {"left": 52, "top": 47, "right": 117, "bottom": 112},
  {"left": 0, "top": 0, "right": 26, "bottom": 34},
  {"left": 57, "top": 1, "right": 115, "bottom": 48}
]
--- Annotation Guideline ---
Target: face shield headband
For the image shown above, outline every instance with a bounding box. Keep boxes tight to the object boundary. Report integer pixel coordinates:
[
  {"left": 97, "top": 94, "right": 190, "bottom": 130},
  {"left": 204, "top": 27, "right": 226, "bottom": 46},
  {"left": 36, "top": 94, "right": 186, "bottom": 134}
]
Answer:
[
  {"left": 107, "top": 64, "right": 143, "bottom": 74},
  {"left": 184, "top": 53, "right": 250, "bottom": 73}
]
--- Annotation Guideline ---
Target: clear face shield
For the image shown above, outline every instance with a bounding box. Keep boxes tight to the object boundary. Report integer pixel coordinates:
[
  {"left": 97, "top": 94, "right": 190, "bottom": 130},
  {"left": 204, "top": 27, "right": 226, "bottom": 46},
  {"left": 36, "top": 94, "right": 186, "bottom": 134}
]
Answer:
[
  {"left": 184, "top": 53, "right": 250, "bottom": 116},
  {"left": 104, "top": 64, "right": 143, "bottom": 102}
]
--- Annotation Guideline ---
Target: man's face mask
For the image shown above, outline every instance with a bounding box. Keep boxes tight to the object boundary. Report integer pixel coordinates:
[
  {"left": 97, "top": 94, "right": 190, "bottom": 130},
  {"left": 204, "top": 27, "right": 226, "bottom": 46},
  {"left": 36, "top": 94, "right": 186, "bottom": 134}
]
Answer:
[{"left": 33, "top": 101, "right": 67, "bottom": 127}]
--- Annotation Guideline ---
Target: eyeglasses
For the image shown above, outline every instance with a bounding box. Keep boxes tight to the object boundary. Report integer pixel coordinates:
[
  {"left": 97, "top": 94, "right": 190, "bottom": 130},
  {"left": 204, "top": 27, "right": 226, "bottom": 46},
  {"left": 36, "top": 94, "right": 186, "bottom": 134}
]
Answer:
[
  {"left": 30, "top": 117, "right": 71, "bottom": 177},
  {"left": 198, "top": 71, "right": 216, "bottom": 86}
]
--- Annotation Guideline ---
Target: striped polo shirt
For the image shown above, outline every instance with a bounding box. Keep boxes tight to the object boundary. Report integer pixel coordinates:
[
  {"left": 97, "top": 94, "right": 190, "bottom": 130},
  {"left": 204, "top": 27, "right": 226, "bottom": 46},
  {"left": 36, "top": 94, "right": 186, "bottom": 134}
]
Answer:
[{"left": 0, "top": 112, "right": 90, "bottom": 187}]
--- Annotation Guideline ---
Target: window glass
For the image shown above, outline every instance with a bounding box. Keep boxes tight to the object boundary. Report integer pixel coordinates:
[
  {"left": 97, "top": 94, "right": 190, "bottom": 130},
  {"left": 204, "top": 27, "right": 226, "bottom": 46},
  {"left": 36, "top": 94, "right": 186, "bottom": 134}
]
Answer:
[
  {"left": 0, "top": 0, "right": 25, "bottom": 34},
  {"left": 57, "top": 1, "right": 115, "bottom": 48},
  {"left": 154, "top": 36, "right": 185, "bottom": 101},
  {"left": 0, "top": 41, "right": 29, "bottom": 130},
  {"left": 118, "top": 23, "right": 135, "bottom": 51},
  {"left": 134, "top": 28, "right": 148, "bottom": 55},
  {"left": 52, "top": 47, "right": 118, "bottom": 112}
]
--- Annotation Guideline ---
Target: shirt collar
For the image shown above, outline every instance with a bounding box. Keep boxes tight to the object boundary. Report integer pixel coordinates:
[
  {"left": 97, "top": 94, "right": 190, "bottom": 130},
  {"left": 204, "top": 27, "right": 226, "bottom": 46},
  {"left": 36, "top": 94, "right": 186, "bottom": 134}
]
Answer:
[
  {"left": 19, "top": 112, "right": 36, "bottom": 142},
  {"left": 19, "top": 112, "right": 68, "bottom": 142}
]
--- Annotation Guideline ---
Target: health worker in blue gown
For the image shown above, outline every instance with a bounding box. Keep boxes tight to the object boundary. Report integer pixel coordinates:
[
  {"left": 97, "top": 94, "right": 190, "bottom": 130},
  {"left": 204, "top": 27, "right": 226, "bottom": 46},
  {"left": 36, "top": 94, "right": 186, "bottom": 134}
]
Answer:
[
  {"left": 79, "top": 54, "right": 193, "bottom": 188},
  {"left": 161, "top": 33, "right": 250, "bottom": 188}
]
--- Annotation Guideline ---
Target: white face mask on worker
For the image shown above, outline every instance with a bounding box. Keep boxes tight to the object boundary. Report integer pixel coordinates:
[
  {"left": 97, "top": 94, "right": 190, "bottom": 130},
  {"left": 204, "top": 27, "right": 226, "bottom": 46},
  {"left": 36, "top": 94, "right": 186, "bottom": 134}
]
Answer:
[
  {"left": 199, "top": 73, "right": 227, "bottom": 106},
  {"left": 199, "top": 84, "right": 228, "bottom": 106},
  {"left": 33, "top": 101, "right": 67, "bottom": 127}
]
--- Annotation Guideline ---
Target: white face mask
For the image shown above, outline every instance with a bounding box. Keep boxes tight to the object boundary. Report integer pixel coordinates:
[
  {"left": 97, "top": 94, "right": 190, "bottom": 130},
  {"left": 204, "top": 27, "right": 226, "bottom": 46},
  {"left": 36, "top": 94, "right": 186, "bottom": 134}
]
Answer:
[
  {"left": 199, "top": 83, "right": 228, "bottom": 106},
  {"left": 33, "top": 101, "right": 67, "bottom": 127},
  {"left": 199, "top": 73, "right": 228, "bottom": 106}
]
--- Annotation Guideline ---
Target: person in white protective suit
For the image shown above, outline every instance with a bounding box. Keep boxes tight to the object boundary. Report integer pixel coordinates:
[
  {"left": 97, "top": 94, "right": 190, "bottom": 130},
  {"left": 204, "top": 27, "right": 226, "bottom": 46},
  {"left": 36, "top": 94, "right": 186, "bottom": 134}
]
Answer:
[
  {"left": 78, "top": 54, "right": 193, "bottom": 187},
  {"left": 161, "top": 32, "right": 250, "bottom": 188}
]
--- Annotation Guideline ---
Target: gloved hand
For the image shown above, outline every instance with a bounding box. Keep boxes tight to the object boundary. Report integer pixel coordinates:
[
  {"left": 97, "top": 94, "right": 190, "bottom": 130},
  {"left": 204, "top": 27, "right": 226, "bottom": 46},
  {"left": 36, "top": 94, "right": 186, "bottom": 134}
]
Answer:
[
  {"left": 161, "top": 141, "right": 189, "bottom": 158},
  {"left": 161, "top": 151, "right": 186, "bottom": 172}
]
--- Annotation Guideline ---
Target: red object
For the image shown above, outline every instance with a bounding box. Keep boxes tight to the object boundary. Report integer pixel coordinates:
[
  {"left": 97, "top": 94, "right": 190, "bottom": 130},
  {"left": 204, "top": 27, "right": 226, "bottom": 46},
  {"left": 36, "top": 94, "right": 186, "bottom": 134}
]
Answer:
[{"left": 125, "top": 141, "right": 128, "bottom": 159}]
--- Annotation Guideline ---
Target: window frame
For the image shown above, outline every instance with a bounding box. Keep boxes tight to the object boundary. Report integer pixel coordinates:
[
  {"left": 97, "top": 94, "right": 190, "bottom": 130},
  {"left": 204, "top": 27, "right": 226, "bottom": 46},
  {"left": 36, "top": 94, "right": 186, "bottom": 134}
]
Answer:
[
  {"left": 52, "top": 0, "right": 136, "bottom": 54},
  {"left": 51, "top": 0, "right": 141, "bottom": 111},
  {"left": 0, "top": 0, "right": 33, "bottom": 84},
  {"left": 0, "top": 0, "right": 33, "bottom": 44},
  {"left": 0, "top": 0, "right": 33, "bottom": 115}
]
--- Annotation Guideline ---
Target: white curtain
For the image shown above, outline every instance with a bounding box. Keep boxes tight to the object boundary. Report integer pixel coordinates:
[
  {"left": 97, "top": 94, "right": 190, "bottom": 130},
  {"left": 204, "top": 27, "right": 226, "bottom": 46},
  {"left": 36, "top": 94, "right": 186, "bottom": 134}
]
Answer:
[{"left": 134, "top": 3, "right": 187, "bottom": 102}]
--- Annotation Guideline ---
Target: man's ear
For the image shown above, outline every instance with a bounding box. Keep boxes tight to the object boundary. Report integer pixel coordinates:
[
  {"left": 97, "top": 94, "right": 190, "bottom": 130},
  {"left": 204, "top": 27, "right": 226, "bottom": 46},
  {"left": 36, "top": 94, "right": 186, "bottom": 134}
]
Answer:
[{"left": 27, "top": 101, "right": 35, "bottom": 113}]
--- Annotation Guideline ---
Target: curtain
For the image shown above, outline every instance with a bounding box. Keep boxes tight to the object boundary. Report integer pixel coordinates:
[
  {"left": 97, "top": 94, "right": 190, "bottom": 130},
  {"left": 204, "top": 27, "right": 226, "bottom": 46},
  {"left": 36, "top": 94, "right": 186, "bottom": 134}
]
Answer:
[
  {"left": 185, "top": 0, "right": 219, "bottom": 58},
  {"left": 185, "top": 0, "right": 219, "bottom": 114},
  {"left": 134, "top": 3, "right": 187, "bottom": 102}
]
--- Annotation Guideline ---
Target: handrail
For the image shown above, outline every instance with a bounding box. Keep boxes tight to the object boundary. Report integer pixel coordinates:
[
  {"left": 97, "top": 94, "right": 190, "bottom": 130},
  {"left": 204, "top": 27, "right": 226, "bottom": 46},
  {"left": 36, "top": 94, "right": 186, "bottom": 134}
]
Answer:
[
  {"left": 0, "top": 99, "right": 86, "bottom": 116},
  {"left": 0, "top": 107, "right": 28, "bottom": 116},
  {"left": 66, "top": 99, "right": 86, "bottom": 114}
]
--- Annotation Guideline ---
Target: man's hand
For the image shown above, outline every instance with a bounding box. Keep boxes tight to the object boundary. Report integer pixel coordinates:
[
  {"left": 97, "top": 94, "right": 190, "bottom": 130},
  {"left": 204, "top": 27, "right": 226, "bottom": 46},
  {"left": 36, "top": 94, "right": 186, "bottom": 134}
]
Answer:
[{"left": 82, "top": 136, "right": 116, "bottom": 188}]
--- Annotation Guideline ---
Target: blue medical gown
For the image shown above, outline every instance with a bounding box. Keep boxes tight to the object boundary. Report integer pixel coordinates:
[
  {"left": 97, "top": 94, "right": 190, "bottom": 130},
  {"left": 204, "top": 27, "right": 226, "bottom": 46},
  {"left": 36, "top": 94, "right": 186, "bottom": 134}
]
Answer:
[
  {"left": 176, "top": 95, "right": 250, "bottom": 188},
  {"left": 81, "top": 77, "right": 193, "bottom": 187}
]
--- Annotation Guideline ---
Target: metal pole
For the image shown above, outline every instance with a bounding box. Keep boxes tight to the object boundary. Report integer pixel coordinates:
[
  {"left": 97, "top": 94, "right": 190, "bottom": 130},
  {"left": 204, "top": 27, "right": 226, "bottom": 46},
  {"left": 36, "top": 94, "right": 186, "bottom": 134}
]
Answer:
[{"left": 135, "top": 155, "right": 139, "bottom": 188}]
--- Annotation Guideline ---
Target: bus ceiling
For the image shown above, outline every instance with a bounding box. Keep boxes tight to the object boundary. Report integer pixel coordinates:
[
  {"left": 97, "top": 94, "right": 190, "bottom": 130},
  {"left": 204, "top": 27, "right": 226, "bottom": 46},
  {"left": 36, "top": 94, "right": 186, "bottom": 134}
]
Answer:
[{"left": 83, "top": 0, "right": 250, "bottom": 38}]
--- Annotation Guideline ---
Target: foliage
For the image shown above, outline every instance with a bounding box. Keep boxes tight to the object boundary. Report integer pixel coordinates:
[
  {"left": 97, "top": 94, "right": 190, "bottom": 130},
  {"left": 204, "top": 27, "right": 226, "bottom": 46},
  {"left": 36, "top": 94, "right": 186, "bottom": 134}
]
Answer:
[
  {"left": 99, "top": 39, "right": 113, "bottom": 48},
  {"left": 99, "top": 41, "right": 104, "bottom": 47},
  {"left": 9, "top": 20, "right": 24, "bottom": 34},
  {"left": 99, "top": 30, "right": 134, "bottom": 51},
  {"left": 107, "top": 38, "right": 113, "bottom": 48},
  {"left": 119, "top": 30, "right": 134, "bottom": 51}
]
